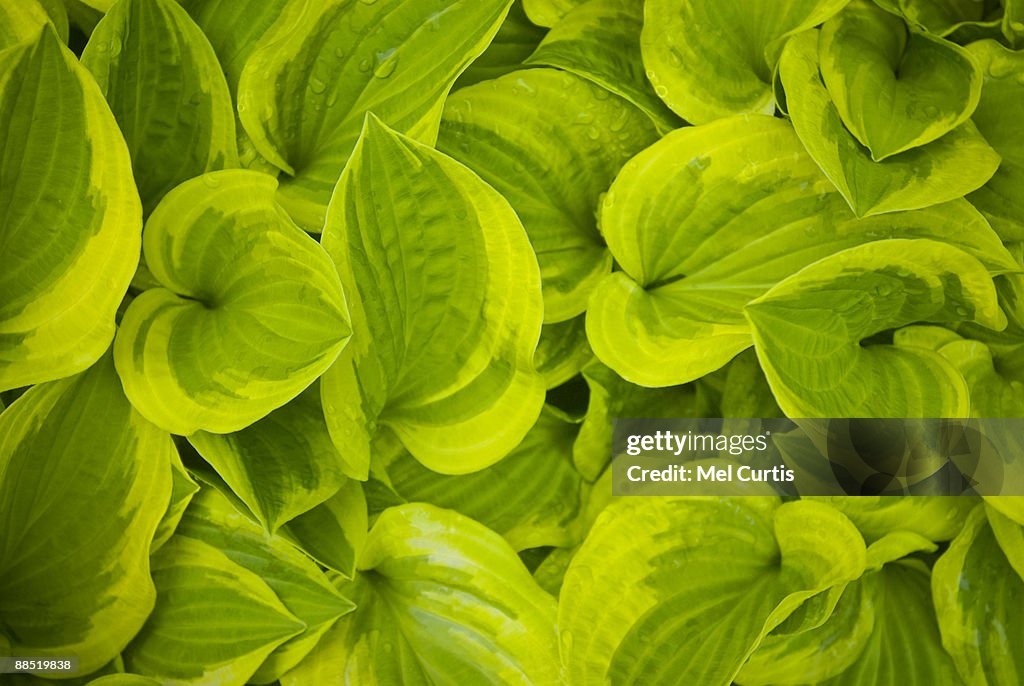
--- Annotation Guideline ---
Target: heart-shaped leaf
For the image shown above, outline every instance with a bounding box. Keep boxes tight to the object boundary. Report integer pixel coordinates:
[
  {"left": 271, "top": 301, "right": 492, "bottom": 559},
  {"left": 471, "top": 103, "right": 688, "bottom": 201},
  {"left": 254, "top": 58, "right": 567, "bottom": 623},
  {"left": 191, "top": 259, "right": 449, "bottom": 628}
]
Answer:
[
  {"left": 81, "top": 0, "right": 238, "bottom": 216},
  {"left": 320, "top": 117, "right": 544, "bottom": 476},
  {"left": 386, "top": 406, "right": 585, "bottom": 551},
  {"left": 188, "top": 384, "right": 351, "bottom": 534},
  {"left": 175, "top": 489, "right": 355, "bottom": 683},
  {"left": 525, "top": 0, "right": 684, "bottom": 133},
  {"left": 0, "top": 29, "right": 141, "bottom": 391},
  {"left": 586, "top": 114, "right": 1014, "bottom": 387},
  {"left": 237, "top": 0, "right": 513, "bottom": 230},
  {"left": 114, "top": 169, "right": 351, "bottom": 435},
  {"left": 966, "top": 40, "right": 1024, "bottom": 241},
  {"left": 0, "top": 352, "right": 173, "bottom": 674},
  {"left": 779, "top": 28, "right": 1000, "bottom": 216},
  {"left": 437, "top": 68, "right": 656, "bottom": 323},
  {"left": 746, "top": 239, "right": 1006, "bottom": 417},
  {"left": 819, "top": 1, "right": 983, "bottom": 161},
  {"left": 640, "top": 0, "right": 849, "bottom": 124},
  {"left": 123, "top": 535, "right": 306, "bottom": 686},
  {"left": 932, "top": 504, "right": 1024, "bottom": 686},
  {"left": 522, "top": 0, "right": 586, "bottom": 27},
  {"left": 280, "top": 504, "right": 561, "bottom": 686},
  {"left": 559, "top": 498, "right": 866, "bottom": 686}
]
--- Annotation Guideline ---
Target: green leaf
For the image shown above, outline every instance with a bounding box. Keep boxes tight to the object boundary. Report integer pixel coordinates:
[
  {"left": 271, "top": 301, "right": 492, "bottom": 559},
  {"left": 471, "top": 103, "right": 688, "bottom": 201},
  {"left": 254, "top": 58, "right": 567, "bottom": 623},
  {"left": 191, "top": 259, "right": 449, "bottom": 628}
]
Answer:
[
  {"left": 0, "top": 0, "right": 64, "bottom": 49},
  {"left": 874, "top": 0, "right": 991, "bottom": 35},
  {"left": 587, "top": 113, "right": 1012, "bottom": 387},
  {"left": 151, "top": 447, "right": 200, "bottom": 552},
  {"left": 985, "top": 496, "right": 1024, "bottom": 525},
  {"left": 175, "top": 489, "right": 355, "bottom": 683},
  {"left": 807, "top": 496, "right": 976, "bottom": 542},
  {"left": 0, "top": 352, "right": 173, "bottom": 674},
  {"left": 236, "top": 0, "right": 514, "bottom": 230},
  {"left": 779, "top": 28, "right": 1000, "bottom": 216},
  {"left": 522, "top": 0, "right": 586, "bottom": 27},
  {"left": 966, "top": 40, "right": 1024, "bottom": 241},
  {"left": 737, "top": 577, "right": 874, "bottom": 686},
  {"left": 86, "top": 677, "right": 162, "bottom": 686},
  {"left": 640, "top": 0, "right": 849, "bottom": 124},
  {"left": 535, "top": 316, "right": 593, "bottom": 389},
  {"left": 720, "top": 349, "right": 784, "bottom": 418},
  {"left": 320, "top": 117, "right": 544, "bottom": 475},
  {"left": 114, "top": 169, "right": 351, "bottom": 435},
  {"left": 0, "top": 28, "right": 141, "bottom": 392},
  {"left": 934, "top": 338, "right": 1024, "bottom": 416},
  {"left": 188, "top": 384, "right": 351, "bottom": 534},
  {"left": 438, "top": 68, "right": 657, "bottom": 322},
  {"left": 524, "top": 0, "right": 683, "bottom": 133},
  {"left": 932, "top": 504, "right": 1024, "bottom": 686},
  {"left": 573, "top": 361, "right": 702, "bottom": 481},
  {"left": 819, "top": 1, "right": 982, "bottom": 161},
  {"left": 280, "top": 503, "right": 560, "bottom": 686},
  {"left": 988, "top": 504, "right": 1024, "bottom": 581},
  {"left": 559, "top": 497, "right": 866, "bottom": 686},
  {"left": 819, "top": 561, "right": 963, "bottom": 686},
  {"left": 175, "top": 0, "right": 290, "bottom": 97},
  {"left": 123, "top": 535, "right": 305, "bottom": 686},
  {"left": 385, "top": 406, "right": 584, "bottom": 551},
  {"left": 81, "top": 0, "right": 238, "bottom": 216},
  {"left": 280, "top": 477, "right": 368, "bottom": 580},
  {"left": 746, "top": 239, "right": 1006, "bottom": 417},
  {"left": 454, "top": 1, "right": 547, "bottom": 89}
]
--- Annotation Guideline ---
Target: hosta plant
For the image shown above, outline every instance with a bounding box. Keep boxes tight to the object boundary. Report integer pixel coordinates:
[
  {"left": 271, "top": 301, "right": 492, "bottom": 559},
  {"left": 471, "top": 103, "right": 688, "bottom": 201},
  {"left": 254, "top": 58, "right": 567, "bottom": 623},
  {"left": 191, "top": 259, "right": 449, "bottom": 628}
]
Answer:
[{"left": 1, "top": 0, "right": 1023, "bottom": 685}]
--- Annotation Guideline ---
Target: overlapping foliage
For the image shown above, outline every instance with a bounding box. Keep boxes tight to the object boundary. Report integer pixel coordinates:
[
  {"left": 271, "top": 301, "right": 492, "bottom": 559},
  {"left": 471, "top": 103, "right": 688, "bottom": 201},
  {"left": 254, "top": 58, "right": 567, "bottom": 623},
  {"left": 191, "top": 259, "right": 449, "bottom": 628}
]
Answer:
[{"left": 1, "top": 0, "right": 1023, "bottom": 684}]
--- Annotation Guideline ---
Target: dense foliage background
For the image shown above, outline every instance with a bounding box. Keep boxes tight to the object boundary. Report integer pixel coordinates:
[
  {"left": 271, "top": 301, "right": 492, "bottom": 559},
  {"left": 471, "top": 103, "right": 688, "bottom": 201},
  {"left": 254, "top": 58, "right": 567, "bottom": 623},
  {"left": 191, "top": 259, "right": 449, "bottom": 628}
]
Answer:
[{"left": 1, "top": 0, "right": 1023, "bottom": 684}]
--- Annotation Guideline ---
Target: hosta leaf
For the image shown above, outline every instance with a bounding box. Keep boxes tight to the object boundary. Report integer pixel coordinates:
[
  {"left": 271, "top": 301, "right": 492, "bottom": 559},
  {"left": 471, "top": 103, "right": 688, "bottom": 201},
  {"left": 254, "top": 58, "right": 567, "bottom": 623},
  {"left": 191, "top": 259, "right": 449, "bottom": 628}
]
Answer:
[
  {"left": 985, "top": 496, "right": 1024, "bottom": 525},
  {"left": 640, "top": 0, "right": 849, "bottom": 124},
  {"left": 385, "top": 406, "right": 584, "bottom": 551},
  {"left": 819, "top": 561, "right": 963, "bottom": 686},
  {"left": 81, "top": 0, "right": 237, "bottom": 215},
  {"left": 820, "top": 1, "right": 982, "bottom": 161},
  {"left": 152, "top": 447, "right": 200, "bottom": 552},
  {"left": 438, "top": 68, "right": 656, "bottom": 323},
  {"left": 0, "top": 0, "right": 65, "bottom": 49},
  {"left": 573, "top": 361, "right": 702, "bottom": 481},
  {"left": 934, "top": 338, "right": 1024, "bottom": 416},
  {"left": 175, "top": 0, "right": 290, "bottom": 97},
  {"left": 87, "top": 677, "right": 162, "bottom": 686},
  {"left": 525, "top": 0, "right": 683, "bottom": 132},
  {"left": 966, "top": 40, "right": 1024, "bottom": 241},
  {"left": 176, "top": 489, "right": 355, "bottom": 683},
  {"left": 114, "top": 169, "right": 351, "bottom": 435},
  {"left": 874, "top": 0, "right": 990, "bottom": 35},
  {"left": 280, "top": 477, "right": 367, "bottom": 580},
  {"left": 780, "top": 29, "right": 1000, "bottom": 216},
  {"left": 237, "top": 0, "right": 513, "bottom": 230},
  {"left": 320, "top": 117, "right": 544, "bottom": 475},
  {"left": 0, "top": 352, "right": 173, "bottom": 674},
  {"left": 559, "top": 498, "right": 866, "bottom": 686},
  {"left": 587, "top": 114, "right": 1012, "bottom": 387},
  {"left": 746, "top": 239, "right": 1006, "bottom": 417},
  {"left": 123, "top": 535, "right": 305, "bottom": 686},
  {"left": 807, "top": 496, "right": 976, "bottom": 542},
  {"left": 522, "top": 0, "right": 586, "bottom": 27},
  {"left": 737, "top": 578, "right": 874, "bottom": 686},
  {"left": 454, "top": 1, "right": 546, "bottom": 89},
  {"left": 280, "top": 504, "right": 560, "bottom": 686},
  {"left": 932, "top": 504, "right": 1024, "bottom": 686},
  {"left": 720, "top": 349, "right": 784, "bottom": 418},
  {"left": 0, "top": 28, "right": 141, "bottom": 392},
  {"left": 988, "top": 505, "right": 1024, "bottom": 580},
  {"left": 535, "top": 316, "right": 592, "bottom": 389},
  {"left": 188, "top": 384, "right": 350, "bottom": 534}
]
